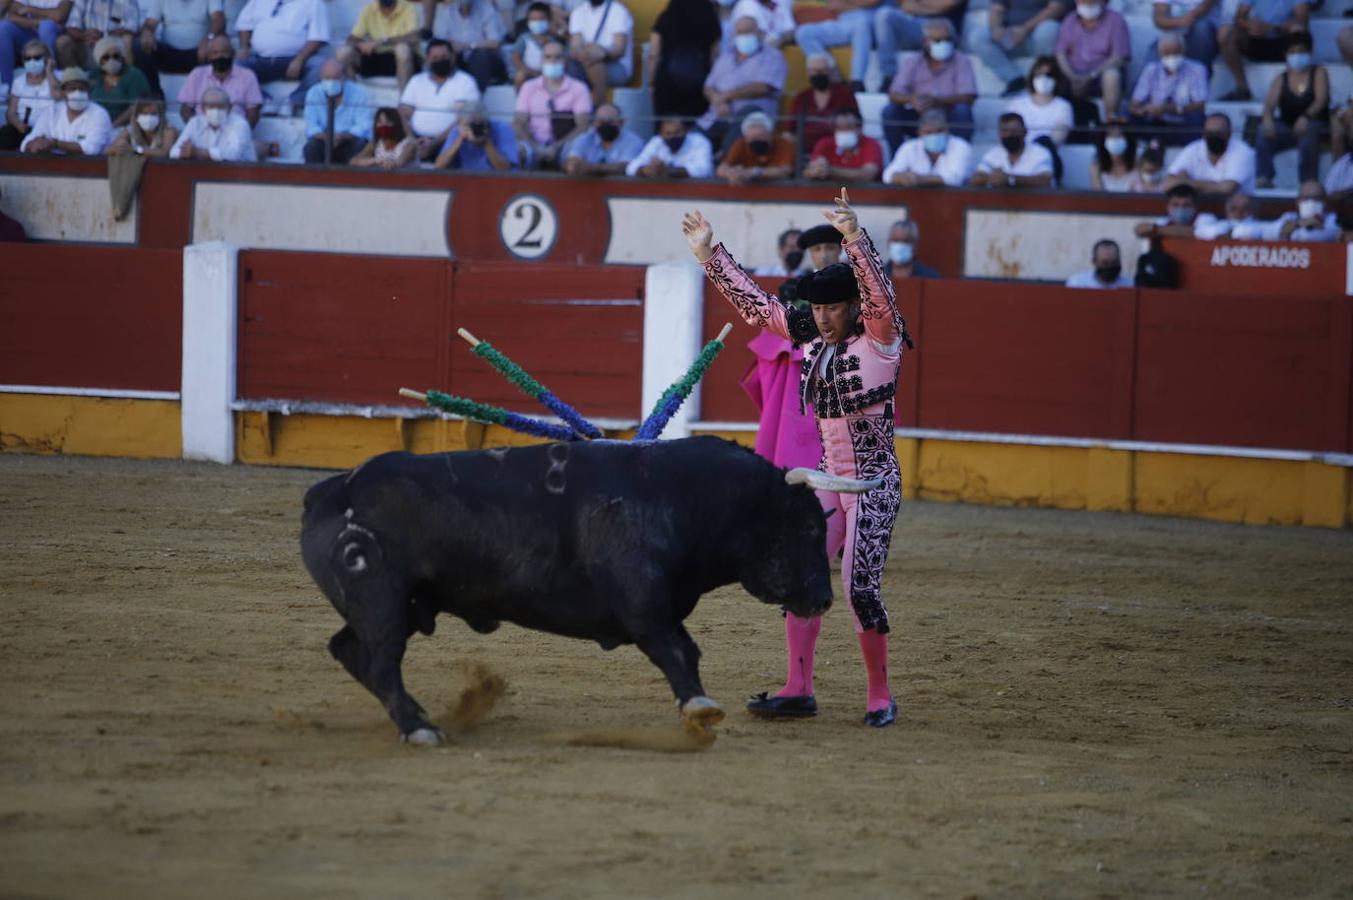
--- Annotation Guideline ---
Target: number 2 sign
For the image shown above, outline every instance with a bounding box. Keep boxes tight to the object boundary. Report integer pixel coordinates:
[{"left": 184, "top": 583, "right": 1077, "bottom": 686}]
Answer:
[{"left": 498, "top": 194, "right": 558, "bottom": 260}]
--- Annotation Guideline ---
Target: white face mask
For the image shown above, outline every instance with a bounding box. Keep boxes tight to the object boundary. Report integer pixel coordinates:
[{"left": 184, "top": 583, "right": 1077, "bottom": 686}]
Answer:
[
  {"left": 136, "top": 113, "right": 160, "bottom": 132},
  {"left": 65, "top": 89, "right": 89, "bottom": 111},
  {"left": 204, "top": 106, "right": 228, "bottom": 127},
  {"left": 1160, "top": 54, "right": 1184, "bottom": 73},
  {"left": 888, "top": 241, "right": 914, "bottom": 266},
  {"left": 927, "top": 40, "right": 954, "bottom": 61},
  {"left": 1077, "top": 3, "right": 1102, "bottom": 19},
  {"left": 1297, "top": 199, "right": 1324, "bottom": 219},
  {"left": 834, "top": 129, "right": 858, "bottom": 151},
  {"left": 101, "top": 57, "right": 123, "bottom": 74},
  {"left": 1032, "top": 74, "right": 1055, "bottom": 96},
  {"left": 23, "top": 57, "right": 46, "bottom": 76}
]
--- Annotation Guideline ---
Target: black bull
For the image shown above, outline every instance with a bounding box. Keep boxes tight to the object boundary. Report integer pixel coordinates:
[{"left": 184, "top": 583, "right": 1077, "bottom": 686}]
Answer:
[{"left": 301, "top": 436, "right": 868, "bottom": 744}]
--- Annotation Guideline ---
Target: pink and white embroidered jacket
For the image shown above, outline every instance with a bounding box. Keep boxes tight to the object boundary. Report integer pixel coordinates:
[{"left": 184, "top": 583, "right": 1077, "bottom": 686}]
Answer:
[{"left": 703, "top": 230, "right": 910, "bottom": 418}]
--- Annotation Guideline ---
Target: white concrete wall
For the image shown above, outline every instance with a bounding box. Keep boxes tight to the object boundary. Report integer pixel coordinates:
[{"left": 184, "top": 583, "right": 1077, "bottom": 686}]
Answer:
[
  {"left": 963, "top": 209, "right": 1144, "bottom": 282},
  {"left": 181, "top": 242, "right": 239, "bottom": 463},
  {"left": 0, "top": 174, "right": 137, "bottom": 243},
  {"left": 641, "top": 262, "right": 706, "bottom": 439}
]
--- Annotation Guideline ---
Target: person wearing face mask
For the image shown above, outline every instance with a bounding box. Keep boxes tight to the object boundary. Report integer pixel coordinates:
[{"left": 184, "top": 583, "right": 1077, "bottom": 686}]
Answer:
[
  {"left": 20, "top": 67, "right": 112, "bottom": 154},
  {"left": 434, "top": 98, "right": 520, "bottom": 170},
  {"left": 300, "top": 58, "right": 371, "bottom": 164},
  {"left": 1128, "top": 34, "right": 1208, "bottom": 147},
  {"left": 873, "top": 0, "right": 967, "bottom": 93},
  {"left": 783, "top": 53, "right": 859, "bottom": 158},
  {"left": 561, "top": 102, "right": 645, "bottom": 175},
  {"left": 726, "top": 0, "right": 795, "bottom": 49},
  {"left": 1127, "top": 145, "right": 1166, "bottom": 193},
  {"left": 567, "top": 0, "right": 635, "bottom": 107},
  {"left": 1258, "top": 180, "right": 1342, "bottom": 242},
  {"left": 881, "top": 18, "right": 975, "bottom": 154},
  {"left": 1065, "top": 239, "right": 1132, "bottom": 288},
  {"left": 513, "top": 39, "right": 591, "bottom": 169},
  {"left": 87, "top": 33, "right": 149, "bottom": 126},
  {"left": 716, "top": 110, "right": 794, "bottom": 185},
  {"left": 883, "top": 220, "right": 938, "bottom": 277},
  {"left": 512, "top": 2, "right": 569, "bottom": 89},
  {"left": 753, "top": 228, "right": 804, "bottom": 277},
  {"left": 970, "top": 0, "right": 1067, "bottom": 97},
  {"left": 1254, "top": 31, "right": 1327, "bottom": 188},
  {"left": 351, "top": 106, "right": 417, "bottom": 168},
  {"left": 169, "top": 85, "right": 256, "bottom": 160},
  {"left": 1004, "top": 55, "right": 1070, "bottom": 180},
  {"left": 233, "top": 0, "right": 334, "bottom": 116},
  {"left": 432, "top": 0, "right": 507, "bottom": 90},
  {"left": 647, "top": 0, "right": 721, "bottom": 119},
  {"left": 55, "top": 0, "right": 138, "bottom": 71},
  {"left": 1165, "top": 112, "right": 1255, "bottom": 194},
  {"left": 1135, "top": 181, "right": 1199, "bottom": 238},
  {"left": 969, "top": 111, "right": 1053, "bottom": 188},
  {"left": 698, "top": 16, "right": 786, "bottom": 152},
  {"left": 1090, "top": 124, "right": 1136, "bottom": 191},
  {"left": 0, "top": 0, "right": 68, "bottom": 89},
  {"left": 398, "top": 40, "right": 482, "bottom": 160},
  {"left": 106, "top": 97, "right": 178, "bottom": 155},
  {"left": 337, "top": 0, "right": 420, "bottom": 92},
  {"left": 1054, "top": 0, "right": 1129, "bottom": 119},
  {"left": 1217, "top": 0, "right": 1310, "bottom": 102},
  {"left": 1192, "top": 188, "right": 1260, "bottom": 239},
  {"left": 177, "top": 35, "right": 263, "bottom": 127},
  {"left": 804, "top": 109, "right": 883, "bottom": 182},
  {"left": 1148, "top": 0, "right": 1220, "bottom": 72},
  {"left": 0, "top": 40, "right": 56, "bottom": 151},
  {"left": 133, "top": 0, "right": 225, "bottom": 100},
  {"left": 882, "top": 106, "right": 973, "bottom": 186},
  {"left": 626, "top": 114, "right": 713, "bottom": 178}
]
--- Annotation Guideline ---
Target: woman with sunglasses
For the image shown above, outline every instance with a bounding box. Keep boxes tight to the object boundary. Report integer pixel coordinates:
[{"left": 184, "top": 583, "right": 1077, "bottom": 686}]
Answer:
[
  {"left": 89, "top": 34, "right": 151, "bottom": 127},
  {"left": 0, "top": 39, "right": 56, "bottom": 150},
  {"left": 106, "top": 97, "right": 178, "bottom": 155}
]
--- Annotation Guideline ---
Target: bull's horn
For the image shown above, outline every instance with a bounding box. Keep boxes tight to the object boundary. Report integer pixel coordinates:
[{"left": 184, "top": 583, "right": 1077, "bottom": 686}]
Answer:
[{"left": 784, "top": 468, "right": 882, "bottom": 494}]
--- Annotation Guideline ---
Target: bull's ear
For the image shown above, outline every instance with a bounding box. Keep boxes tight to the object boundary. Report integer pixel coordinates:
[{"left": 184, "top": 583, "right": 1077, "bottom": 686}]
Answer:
[{"left": 784, "top": 468, "right": 882, "bottom": 494}]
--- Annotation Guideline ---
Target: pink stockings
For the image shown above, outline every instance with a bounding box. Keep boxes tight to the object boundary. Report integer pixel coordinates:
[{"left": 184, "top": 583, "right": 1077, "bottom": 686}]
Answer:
[{"left": 776, "top": 613, "right": 893, "bottom": 714}]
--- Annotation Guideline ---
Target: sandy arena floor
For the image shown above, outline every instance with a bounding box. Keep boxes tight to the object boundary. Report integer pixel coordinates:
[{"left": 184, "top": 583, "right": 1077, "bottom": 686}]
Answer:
[{"left": 1, "top": 452, "right": 1351, "bottom": 898}]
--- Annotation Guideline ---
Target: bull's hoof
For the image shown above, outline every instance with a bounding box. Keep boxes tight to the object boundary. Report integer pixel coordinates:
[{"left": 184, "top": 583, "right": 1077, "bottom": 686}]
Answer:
[
  {"left": 680, "top": 696, "right": 725, "bottom": 743},
  {"left": 401, "top": 727, "right": 447, "bottom": 746}
]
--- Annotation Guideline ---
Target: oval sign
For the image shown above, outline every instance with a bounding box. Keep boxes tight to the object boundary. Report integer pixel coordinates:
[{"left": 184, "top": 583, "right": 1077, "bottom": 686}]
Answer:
[{"left": 499, "top": 193, "right": 558, "bottom": 260}]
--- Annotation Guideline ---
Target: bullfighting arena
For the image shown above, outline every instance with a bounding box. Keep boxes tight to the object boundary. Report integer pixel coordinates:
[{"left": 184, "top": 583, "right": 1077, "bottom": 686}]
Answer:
[{"left": 3, "top": 452, "right": 1351, "bottom": 898}]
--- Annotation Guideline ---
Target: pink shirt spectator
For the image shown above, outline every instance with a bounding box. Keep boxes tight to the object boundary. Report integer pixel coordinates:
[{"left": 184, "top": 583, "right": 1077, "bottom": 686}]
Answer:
[
  {"left": 1056, "top": 9, "right": 1130, "bottom": 75},
  {"left": 887, "top": 52, "right": 976, "bottom": 99},
  {"left": 177, "top": 63, "right": 264, "bottom": 116},
  {"left": 514, "top": 74, "right": 592, "bottom": 144}
]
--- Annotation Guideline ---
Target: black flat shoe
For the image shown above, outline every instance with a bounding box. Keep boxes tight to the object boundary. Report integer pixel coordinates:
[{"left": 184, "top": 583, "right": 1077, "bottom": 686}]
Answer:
[
  {"left": 747, "top": 692, "right": 817, "bottom": 718},
  {"left": 863, "top": 700, "right": 897, "bottom": 728}
]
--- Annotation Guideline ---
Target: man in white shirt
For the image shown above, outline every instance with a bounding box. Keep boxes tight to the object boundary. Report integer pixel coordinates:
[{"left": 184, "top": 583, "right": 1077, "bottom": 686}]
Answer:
[
  {"left": 625, "top": 115, "right": 712, "bottom": 178},
  {"left": 727, "top": 0, "right": 794, "bottom": 48},
  {"left": 398, "top": 38, "right": 481, "bottom": 159},
  {"left": 169, "top": 84, "right": 257, "bottom": 160},
  {"left": 883, "top": 107, "right": 973, "bottom": 187},
  {"left": 1065, "top": 239, "right": 1133, "bottom": 288},
  {"left": 968, "top": 111, "right": 1053, "bottom": 188},
  {"left": 1193, "top": 189, "right": 1263, "bottom": 239},
  {"left": 1253, "top": 181, "right": 1343, "bottom": 242},
  {"left": 234, "top": 0, "right": 332, "bottom": 112},
  {"left": 1165, "top": 112, "right": 1255, "bottom": 194},
  {"left": 568, "top": 0, "right": 632, "bottom": 107},
  {"left": 19, "top": 67, "right": 112, "bottom": 155}
]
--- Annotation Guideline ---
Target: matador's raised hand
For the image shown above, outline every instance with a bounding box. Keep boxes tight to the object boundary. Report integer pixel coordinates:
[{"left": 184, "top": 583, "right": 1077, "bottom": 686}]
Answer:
[
  {"left": 681, "top": 210, "right": 715, "bottom": 263},
  {"left": 822, "top": 186, "right": 862, "bottom": 243}
]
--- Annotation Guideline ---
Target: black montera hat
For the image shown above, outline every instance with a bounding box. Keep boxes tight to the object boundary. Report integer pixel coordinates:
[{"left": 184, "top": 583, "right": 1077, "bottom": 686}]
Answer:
[
  {"left": 795, "top": 262, "right": 858, "bottom": 305},
  {"left": 796, "top": 224, "right": 842, "bottom": 250}
]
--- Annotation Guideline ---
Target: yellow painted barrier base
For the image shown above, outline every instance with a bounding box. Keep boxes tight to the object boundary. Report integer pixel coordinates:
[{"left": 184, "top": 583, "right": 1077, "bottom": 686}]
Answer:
[{"left": 0, "top": 393, "right": 181, "bottom": 459}]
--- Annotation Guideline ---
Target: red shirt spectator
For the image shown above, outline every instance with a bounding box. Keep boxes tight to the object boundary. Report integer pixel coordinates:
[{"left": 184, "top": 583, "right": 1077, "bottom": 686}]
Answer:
[
  {"left": 781, "top": 53, "right": 858, "bottom": 156},
  {"left": 805, "top": 110, "right": 884, "bottom": 182}
]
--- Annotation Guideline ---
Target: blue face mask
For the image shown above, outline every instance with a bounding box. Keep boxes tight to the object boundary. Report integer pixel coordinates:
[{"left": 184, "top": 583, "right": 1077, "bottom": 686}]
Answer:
[
  {"left": 321, "top": 78, "right": 343, "bottom": 97},
  {"left": 1104, "top": 136, "right": 1127, "bottom": 156},
  {"left": 23, "top": 57, "right": 45, "bottom": 76},
  {"left": 541, "top": 61, "right": 564, "bottom": 79},
  {"left": 733, "top": 34, "right": 760, "bottom": 55},
  {"left": 527, "top": 18, "right": 549, "bottom": 34},
  {"left": 1286, "top": 52, "right": 1311, "bottom": 71},
  {"left": 922, "top": 132, "right": 948, "bottom": 154}
]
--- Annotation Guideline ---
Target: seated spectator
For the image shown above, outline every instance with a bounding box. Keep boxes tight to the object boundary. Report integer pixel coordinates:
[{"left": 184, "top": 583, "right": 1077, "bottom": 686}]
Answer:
[
  {"left": 169, "top": 84, "right": 254, "bottom": 160},
  {"left": 1149, "top": 0, "right": 1220, "bottom": 71},
  {"left": 1065, "top": 238, "right": 1132, "bottom": 288},
  {"left": 561, "top": 102, "right": 644, "bottom": 175},
  {"left": 433, "top": 0, "right": 506, "bottom": 90},
  {"left": 20, "top": 67, "right": 111, "bottom": 154},
  {"left": 874, "top": 0, "right": 968, "bottom": 93},
  {"left": 1254, "top": 31, "right": 1328, "bottom": 188},
  {"left": 568, "top": 0, "right": 633, "bottom": 107},
  {"left": 729, "top": 0, "right": 795, "bottom": 48},
  {"left": 512, "top": 2, "right": 572, "bottom": 89},
  {"left": 716, "top": 110, "right": 793, "bottom": 185},
  {"left": 798, "top": 223, "right": 843, "bottom": 271},
  {"left": 970, "top": 0, "right": 1067, "bottom": 97},
  {"left": 178, "top": 35, "right": 263, "bottom": 127},
  {"left": 1326, "top": 142, "right": 1353, "bottom": 208},
  {"left": 883, "top": 219, "right": 938, "bottom": 277},
  {"left": 751, "top": 227, "right": 803, "bottom": 277},
  {"left": 514, "top": 39, "right": 590, "bottom": 168},
  {"left": 648, "top": 0, "right": 721, "bottom": 118},
  {"left": 435, "top": 99, "right": 518, "bottom": 170},
  {"left": 1129, "top": 144, "right": 1166, "bottom": 192},
  {"left": 1134, "top": 181, "right": 1199, "bottom": 238},
  {"left": 88, "top": 34, "right": 149, "bottom": 126},
  {"left": 625, "top": 115, "right": 713, "bottom": 178},
  {"left": 968, "top": 111, "right": 1052, "bottom": 188},
  {"left": 234, "top": 0, "right": 332, "bottom": 114},
  {"left": 1005, "top": 55, "right": 1071, "bottom": 180},
  {"left": 106, "top": 96, "right": 176, "bottom": 154},
  {"left": 337, "top": 0, "right": 420, "bottom": 92},
  {"left": 1166, "top": 112, "right": 1255, "bottom": 193},
  {"left": 0, "top": 39, "right": 55, "bottom": 151},
  {"left": 0, "top": 1, "right": 68, "bottom": 87},
  {"left": 1090, "top": 122, "right": 1136, "bottom": 191},
  {"left": 1128, "top": 34, "right": 1208, "bottom": 146},
  {"left": 804, "top": 109, "right": 883, "bottom": 182},
  {"left": 783, "top": 53, "right": 859, "bottom": 159},
  {"left": 301, "top": 58, "right": 370, "bottom": 165},
  {"left": 882, "top": 18, "right": 975, "bottom": 151},
  {"left": 1253, "top": 180, "right": 1341, "bottom": 241},
  {"left": 1217, "top": 0, "right": 1309, "bottom": 101},
  {"left": 1193, "top": 188, "right": 1262, "bottom": 238},
  {"left": 56, "top": 0, "right": 137, "bottom": 69},
  {"left": 794, "top": 0, "right": 878, "bottom": 92},
  {"left": 399, "top": 40, "right": 481, "bottom": 160},
  {"left": 134, "top": 0, "right": 224, "bottom": 98},
  {"left": 351, "top": 105, "right": 418, "bottom": 168},
  {"left": 882, "top": 106, "right": 972, "bottom": 186},
  {"left": 1055, "top": 0, "right": 1129, "bottom": 119},
  {"left": 698, "top": 16, "right": 786, "bottom": 151}
]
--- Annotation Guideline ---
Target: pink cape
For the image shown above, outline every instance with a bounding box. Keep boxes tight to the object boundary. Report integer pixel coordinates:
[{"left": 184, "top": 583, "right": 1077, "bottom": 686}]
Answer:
[{"left": 739, "top": 331, "right": 823, "bottom": 470}]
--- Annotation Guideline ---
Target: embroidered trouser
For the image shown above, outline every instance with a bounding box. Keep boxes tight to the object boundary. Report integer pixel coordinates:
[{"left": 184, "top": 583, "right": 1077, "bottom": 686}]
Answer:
[{"left": 816, "top": 412, "right": 901, "bottom": 633}]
